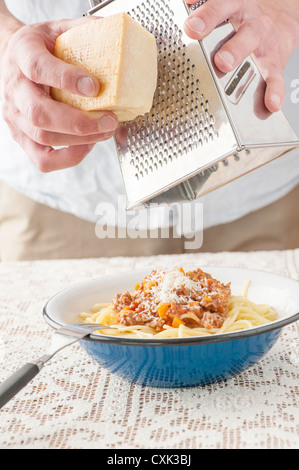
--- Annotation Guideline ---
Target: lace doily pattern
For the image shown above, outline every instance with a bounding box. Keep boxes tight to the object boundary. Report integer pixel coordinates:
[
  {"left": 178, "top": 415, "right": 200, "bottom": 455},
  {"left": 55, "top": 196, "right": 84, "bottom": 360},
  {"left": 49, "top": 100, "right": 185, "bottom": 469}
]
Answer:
[{"left": 0, "top": 250, "right": 298, "bottom": 449}]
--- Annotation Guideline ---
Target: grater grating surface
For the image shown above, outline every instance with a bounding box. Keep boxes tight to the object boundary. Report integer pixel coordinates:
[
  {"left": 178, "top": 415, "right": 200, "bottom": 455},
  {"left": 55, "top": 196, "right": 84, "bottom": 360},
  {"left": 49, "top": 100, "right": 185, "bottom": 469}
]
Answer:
[
  {"left": 125, "top": 1, "right": 218, "bottom": 180},
  {"left": 189, "top": 1, "right": 208, "bottom": 11},
  {"left": 87, "top": 0, "right": 299, "bottom": 210}
]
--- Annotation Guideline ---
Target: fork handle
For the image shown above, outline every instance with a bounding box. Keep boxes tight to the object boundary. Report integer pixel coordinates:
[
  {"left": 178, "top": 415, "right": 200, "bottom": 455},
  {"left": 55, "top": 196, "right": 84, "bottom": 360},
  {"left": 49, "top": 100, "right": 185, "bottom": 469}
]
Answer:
[{"left": 0, "top": 363, "right": 41, "bottom": 409}]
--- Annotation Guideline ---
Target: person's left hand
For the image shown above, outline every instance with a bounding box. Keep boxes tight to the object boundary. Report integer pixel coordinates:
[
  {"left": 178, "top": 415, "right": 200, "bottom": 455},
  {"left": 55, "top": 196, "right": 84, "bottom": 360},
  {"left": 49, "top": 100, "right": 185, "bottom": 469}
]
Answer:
[{"left": 184, "top": 0, "right": 299, "bottom": 112}]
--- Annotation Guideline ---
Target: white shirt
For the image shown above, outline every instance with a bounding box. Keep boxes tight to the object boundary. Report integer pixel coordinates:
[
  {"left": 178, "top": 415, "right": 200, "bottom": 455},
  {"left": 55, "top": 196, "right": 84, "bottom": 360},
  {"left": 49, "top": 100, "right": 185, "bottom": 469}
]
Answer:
[{"left": 1, "top": 0, "right": 298, "bottom": 231}]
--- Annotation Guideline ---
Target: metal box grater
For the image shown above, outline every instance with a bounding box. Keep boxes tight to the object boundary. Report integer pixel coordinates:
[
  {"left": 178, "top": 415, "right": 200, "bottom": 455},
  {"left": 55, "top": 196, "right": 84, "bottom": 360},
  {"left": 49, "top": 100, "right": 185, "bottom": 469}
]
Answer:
[{"left": 87, "top": 0, "right": 299, "bottom": 210}]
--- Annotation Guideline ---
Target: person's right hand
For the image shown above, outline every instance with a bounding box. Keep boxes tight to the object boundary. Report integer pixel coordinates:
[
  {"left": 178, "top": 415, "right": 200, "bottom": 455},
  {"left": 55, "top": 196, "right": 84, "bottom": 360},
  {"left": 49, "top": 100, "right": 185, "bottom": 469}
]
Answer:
[
  {"left": 184, "top": 0, "right": 299, "bottom": 113},
  {"left": 0, "top": 16, "right": 119, "bottom": 172}
]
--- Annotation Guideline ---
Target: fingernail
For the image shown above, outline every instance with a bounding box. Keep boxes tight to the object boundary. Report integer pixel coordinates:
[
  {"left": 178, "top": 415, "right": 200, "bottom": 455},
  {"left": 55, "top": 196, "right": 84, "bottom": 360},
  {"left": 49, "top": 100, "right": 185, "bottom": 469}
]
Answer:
[
  {"left": 99, "top": 115, "right": 118, "bottom": 133},
  {"left": 185, "top": 17, "right": 206, "bottom": 34},
  {"left": 217, "top": 51, "right": 235, "bottom": 67},
  {"left": 77, "top": 77, "right": 99, "bottom": 96},
  {"left": 270, "top": 94, "right": 281, "bottom": 109}
]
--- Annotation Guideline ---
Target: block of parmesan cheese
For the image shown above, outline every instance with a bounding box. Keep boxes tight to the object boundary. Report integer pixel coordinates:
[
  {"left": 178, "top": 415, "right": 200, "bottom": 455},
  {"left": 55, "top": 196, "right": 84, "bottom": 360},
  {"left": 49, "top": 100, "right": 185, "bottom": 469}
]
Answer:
[{"left": 51, "top": 13, "right": 158, "bottom": 122}]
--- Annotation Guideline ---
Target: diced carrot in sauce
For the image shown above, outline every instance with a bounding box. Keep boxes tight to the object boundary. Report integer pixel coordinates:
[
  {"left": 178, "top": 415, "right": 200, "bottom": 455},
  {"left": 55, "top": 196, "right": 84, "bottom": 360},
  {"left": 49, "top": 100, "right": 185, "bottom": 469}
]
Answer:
[
  {"left": 172, "top": 317, "right": 185, "bottom": 328},
  {"left": 134, "top": 283, "right": 140, "bottom": 290},
  {"left": 143, "top": 280, "right": 156, "bottom": 291},
  {"left": 157, "top": 303, "right": 170, "bottom": 318},
  {"left": 120, "top": 306, "right": 133, "bottom": 314}
]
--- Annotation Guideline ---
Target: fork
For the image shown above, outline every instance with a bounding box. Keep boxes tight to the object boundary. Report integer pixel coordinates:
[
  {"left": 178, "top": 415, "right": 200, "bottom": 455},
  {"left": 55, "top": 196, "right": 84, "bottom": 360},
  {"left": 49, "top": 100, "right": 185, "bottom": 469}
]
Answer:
[{"left": 0, "top": 322, "right": 111, "bottom": 409}]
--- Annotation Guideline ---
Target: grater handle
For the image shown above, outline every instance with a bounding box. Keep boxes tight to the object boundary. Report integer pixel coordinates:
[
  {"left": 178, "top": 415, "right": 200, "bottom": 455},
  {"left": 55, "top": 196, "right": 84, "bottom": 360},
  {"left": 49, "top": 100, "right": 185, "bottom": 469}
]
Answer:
[
  {"left": 189, "top": 1, "right": 209, "bottom": 9},
  {"left": 88, "top": 0, "right": 101, "bottom": 7},
  {"left": 87, "top": 0, "right": 115, "bottom": 15}
]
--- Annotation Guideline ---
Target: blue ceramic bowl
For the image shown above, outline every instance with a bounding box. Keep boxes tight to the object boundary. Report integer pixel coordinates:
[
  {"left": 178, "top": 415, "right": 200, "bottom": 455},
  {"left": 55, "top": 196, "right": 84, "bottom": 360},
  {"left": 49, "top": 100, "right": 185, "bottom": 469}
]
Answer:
[{"left": 43, "top": 267, "right": 299, "bottom": 388}]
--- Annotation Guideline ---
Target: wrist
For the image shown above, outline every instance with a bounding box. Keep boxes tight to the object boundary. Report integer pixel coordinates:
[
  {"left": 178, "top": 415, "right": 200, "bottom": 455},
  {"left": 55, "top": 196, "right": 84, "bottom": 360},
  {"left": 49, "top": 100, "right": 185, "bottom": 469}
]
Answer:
[
  {"left": 0, "top": 14, "right": 23, "bottom": 57},
  {"left": 0, "top": 17, "right": 23, "bottom": 46},
  {"left": 0, "top": 16, "right": 23, "bottom": 83},
  {"left": 258, "top": 0, "right": 299, "bottom": 59}
]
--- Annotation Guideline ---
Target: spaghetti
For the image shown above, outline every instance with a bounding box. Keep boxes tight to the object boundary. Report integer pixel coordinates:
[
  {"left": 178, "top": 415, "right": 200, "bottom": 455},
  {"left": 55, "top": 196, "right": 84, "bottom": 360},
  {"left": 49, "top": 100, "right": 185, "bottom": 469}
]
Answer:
[{"left": 80, "top": 267, "right": 278, "bottom": 338}]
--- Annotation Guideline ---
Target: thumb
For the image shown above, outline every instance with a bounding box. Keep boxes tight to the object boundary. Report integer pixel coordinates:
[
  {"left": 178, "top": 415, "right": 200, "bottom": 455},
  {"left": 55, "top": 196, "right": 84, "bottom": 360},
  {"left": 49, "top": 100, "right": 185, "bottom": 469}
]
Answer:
[
  {"left": 48, "top": 15, "right": 102, "bottom": 37},
  {"left": 16, "top": 18, "right": 102, "bottom": 97}
]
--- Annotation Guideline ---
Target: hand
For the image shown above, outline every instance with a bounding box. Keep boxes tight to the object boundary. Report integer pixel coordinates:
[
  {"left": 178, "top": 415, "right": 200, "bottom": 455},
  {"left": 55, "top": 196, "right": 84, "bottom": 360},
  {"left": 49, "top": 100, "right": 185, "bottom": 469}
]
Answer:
[
  {"left": 184, "top": 0, "right": 299, "bottom": 113},
  {"left": 0, "top": 16, "right": 118, "bottom": 172}
]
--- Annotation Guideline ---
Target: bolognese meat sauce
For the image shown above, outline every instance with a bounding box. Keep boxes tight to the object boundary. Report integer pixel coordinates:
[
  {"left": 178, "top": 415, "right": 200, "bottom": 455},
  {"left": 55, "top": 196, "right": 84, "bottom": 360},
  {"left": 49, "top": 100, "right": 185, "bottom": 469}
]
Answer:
[{"left": 112, "top": 268, "right": 231, "bottom": 331}]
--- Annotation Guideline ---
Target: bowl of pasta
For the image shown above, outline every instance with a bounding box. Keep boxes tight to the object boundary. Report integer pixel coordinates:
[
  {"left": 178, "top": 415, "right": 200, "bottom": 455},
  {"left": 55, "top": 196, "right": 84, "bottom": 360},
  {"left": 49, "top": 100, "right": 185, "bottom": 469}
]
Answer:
[{"left": 43, "top": 266, "right": 299, "bottom": 387}]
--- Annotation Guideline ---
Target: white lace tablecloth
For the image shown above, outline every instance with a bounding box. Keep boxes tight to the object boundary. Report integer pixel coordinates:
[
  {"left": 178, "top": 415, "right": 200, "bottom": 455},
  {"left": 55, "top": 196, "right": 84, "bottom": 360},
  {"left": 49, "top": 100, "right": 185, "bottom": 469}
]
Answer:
[{"left": 0, "top": 250, "right": 298, "bottom": 450}]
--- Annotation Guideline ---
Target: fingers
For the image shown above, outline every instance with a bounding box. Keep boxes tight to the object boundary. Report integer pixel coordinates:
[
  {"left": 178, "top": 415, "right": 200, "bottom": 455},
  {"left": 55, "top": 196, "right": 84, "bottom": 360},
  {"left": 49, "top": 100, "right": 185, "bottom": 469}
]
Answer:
[
  {"left": 263, "top": 66, "right": 285, "bottom": 112},
  {"left": 13, "top": 79, "right": 118, "bottom": 136},
  {"left": 1, "top": 16, "right": 118, "bottom": 173},
  {"left": 184, "top": 0, "right": 285, "bottom": 112},
  {"left": 10, "top": 109, "right": 115, "bottom": 147},
  {"left": 12, "top": 17, "right": 102, "bottom": 98},
  {"left": 184, "top": 0, "right": 271, "bottom": 73},
  {"left": 184, "top": 0, "right": 244, "bottom": 39},
  {"left": 15, "top": 42, "right": 100, "bottom": 97},
  {"left": 3, "top": 75, "right": 118, "bottom": 172},
  {"left": 22, "top": 138, "right": 96, "bottom": 172},
  {"left": 11, "top": 126, "right": 99, "bottom": 172},
  {"left": 6, "top": 17, "right": 103, "bottom": 98},
  {"left": 214, "top": 15, "right": 272, "bottom": 73},
  {"left": 4, "top": 99, "right": 116, "bottom": 171},
  {"left": 47, "top": 15, "right": 101, "bottom": 37}
]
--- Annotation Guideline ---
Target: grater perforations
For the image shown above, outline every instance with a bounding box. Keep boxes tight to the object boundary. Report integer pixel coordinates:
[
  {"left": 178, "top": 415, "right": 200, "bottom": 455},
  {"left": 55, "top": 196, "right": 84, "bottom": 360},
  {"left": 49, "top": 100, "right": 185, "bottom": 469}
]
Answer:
[
  {"left": 189, "top": 1, "right": 208, "bottom": 12},
  {"left": 123, "top": 0, "right": 218, "bottom": 180}
]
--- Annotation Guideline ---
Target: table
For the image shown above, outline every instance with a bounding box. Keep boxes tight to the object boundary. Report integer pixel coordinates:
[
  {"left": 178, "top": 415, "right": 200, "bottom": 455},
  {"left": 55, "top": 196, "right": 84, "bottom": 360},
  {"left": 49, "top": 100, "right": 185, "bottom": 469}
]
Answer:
[{"left": 0, "top": 250, "right": 298, "bottom": 449}]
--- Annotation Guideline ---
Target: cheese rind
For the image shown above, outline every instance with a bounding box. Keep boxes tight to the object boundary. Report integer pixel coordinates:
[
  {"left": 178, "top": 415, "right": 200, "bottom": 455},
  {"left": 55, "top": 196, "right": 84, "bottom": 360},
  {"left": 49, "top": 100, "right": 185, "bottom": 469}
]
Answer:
[{"left": 51, "top": 13, "right": 158, "bottom": 122}]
